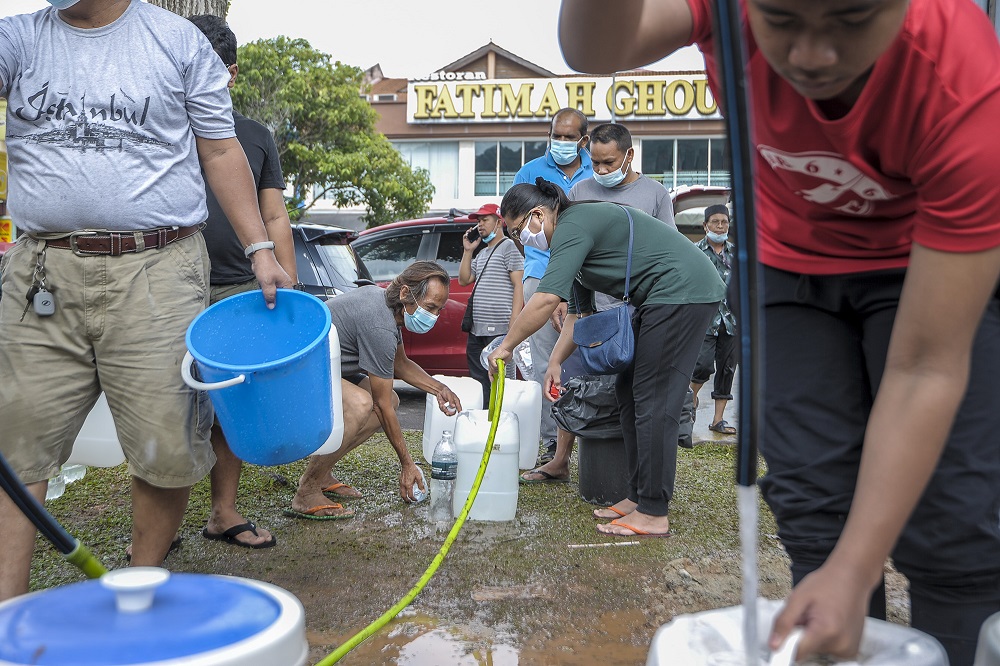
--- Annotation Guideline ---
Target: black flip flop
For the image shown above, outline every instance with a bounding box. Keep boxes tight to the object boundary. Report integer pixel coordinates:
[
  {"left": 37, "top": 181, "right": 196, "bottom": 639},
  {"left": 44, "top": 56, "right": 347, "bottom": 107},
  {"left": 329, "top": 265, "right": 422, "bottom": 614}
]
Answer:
[
  {"left": 202, "top": 521, "right": 277, "bottom": 549},
  {"left": 709, "top": 420, "right": 737, "bottom": 435},
  {"left": 519, "top": 469, "right": 569, "bottom": 485}
]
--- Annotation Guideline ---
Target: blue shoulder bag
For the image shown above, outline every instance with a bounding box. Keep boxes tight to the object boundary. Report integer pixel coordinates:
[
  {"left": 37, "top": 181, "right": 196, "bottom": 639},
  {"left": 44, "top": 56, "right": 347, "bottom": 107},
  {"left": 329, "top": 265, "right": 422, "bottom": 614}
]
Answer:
[{"left": 571, "top": 205, "right": 636, "bottom": 375}]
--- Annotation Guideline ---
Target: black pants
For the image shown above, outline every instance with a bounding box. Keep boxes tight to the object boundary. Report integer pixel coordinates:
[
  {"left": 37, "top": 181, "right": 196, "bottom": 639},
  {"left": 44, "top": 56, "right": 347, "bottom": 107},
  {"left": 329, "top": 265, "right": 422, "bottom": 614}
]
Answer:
[
  {"left": 759, "top": 266, "right": 1000, "bottom": 666},
  {"left": 691, "top": 327, "right": 738, "bottom": 399},
  {"left": 616, "top": 302, "right": 716, "bottom": 516}
]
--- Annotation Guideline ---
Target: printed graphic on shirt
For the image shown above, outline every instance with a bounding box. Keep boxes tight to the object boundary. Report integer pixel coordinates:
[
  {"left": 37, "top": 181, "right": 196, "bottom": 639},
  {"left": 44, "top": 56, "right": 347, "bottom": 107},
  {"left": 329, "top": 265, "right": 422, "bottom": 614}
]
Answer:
[
  {"left": 757, "top": 145, "right": 898, "bottom": 216},
  {"left": 7, "top": 84, "right": 169, "bottom": 153}
]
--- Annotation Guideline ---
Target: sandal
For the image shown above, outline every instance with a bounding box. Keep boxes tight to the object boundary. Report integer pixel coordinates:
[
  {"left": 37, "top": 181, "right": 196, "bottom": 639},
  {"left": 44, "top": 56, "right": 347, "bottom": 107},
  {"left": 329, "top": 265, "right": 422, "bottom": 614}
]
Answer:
[{"left": 708, "top": 420, "right": 737, "bottom": 435}]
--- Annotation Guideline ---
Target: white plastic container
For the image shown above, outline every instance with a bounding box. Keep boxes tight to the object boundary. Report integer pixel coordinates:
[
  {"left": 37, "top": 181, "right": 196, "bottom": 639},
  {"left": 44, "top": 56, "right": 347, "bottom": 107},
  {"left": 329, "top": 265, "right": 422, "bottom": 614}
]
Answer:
[
  {"left": 66, "top": 393, "right": 125, "bottom": 468},
  {"left": 646, "top": 597, "right": 947, "bottom": 666},
  {"left": 421, "top": 375, "right": 484, "bottom": 464},
  {"left": 310, "top": 324, "right": 345, "bottom": 456},
  {"left": 452, "top": 410, "right": 520, "bottom": 521},
  {"left": 500, "top": 379, "right": 542, "bottom": 470}
]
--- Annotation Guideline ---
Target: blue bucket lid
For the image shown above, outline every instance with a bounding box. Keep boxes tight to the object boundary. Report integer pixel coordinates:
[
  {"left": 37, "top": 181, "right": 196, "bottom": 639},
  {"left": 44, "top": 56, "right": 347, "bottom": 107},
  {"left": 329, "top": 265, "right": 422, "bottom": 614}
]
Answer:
[{"left": 0, "top": 573, "right": 282, "bottom": 665}]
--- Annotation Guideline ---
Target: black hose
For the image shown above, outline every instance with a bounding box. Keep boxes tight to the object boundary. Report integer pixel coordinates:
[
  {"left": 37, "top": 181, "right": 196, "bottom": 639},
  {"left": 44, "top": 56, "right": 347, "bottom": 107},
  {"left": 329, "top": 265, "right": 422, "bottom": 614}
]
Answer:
[
  {"left": 0, "top": 450, "right": 77, "bottom": 553},
  {"left": 712, "top": 0, "right": 763, "bottom": 487}
]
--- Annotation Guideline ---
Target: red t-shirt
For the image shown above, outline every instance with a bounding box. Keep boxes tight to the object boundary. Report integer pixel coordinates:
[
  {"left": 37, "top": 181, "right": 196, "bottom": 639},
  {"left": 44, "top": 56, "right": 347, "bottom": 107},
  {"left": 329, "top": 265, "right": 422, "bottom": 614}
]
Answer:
[{"left": 688, "top": 0, "right": 1000, "bottom": 274}]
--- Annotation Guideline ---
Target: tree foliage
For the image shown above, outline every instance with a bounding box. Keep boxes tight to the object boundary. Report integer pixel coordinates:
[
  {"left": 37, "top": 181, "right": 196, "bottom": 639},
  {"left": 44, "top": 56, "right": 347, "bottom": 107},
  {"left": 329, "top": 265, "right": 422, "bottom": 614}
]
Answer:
[{"left": 231, "top": 38, "right": 433, "bottom": 227}]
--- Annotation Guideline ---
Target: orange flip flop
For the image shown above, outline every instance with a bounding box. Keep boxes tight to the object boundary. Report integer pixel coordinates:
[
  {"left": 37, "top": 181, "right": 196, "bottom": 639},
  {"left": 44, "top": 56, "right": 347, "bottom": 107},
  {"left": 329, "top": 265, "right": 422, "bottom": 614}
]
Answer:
[
  {"left": 597, "top": 518, "right": 671, "bottom": 538},
  {"left": 322, "top": 482, "right": 362, "bottom": 499},
  {"left": 592, "top": 506, "right": 628, "bottom": 520}
]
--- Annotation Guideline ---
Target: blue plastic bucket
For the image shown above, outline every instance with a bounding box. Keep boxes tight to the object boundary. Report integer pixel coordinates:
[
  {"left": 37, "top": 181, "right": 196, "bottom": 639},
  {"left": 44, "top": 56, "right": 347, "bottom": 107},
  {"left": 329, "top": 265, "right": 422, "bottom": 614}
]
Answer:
[
  {"left": 0, "top": 571, "right": 308, "bottom": 665},
  {"left": 183, "top": 289, "right": 332, "bottom": 465}
]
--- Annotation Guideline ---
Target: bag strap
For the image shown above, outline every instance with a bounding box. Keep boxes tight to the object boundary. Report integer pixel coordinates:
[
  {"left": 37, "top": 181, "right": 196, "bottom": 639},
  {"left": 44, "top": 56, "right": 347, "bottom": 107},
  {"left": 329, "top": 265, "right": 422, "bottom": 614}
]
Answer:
[
  {"left": 469, "top": 237, "right": 508, "bottom": 301},
  {"left": 618, "top": 205, "right": 635, "bottom": 303}
]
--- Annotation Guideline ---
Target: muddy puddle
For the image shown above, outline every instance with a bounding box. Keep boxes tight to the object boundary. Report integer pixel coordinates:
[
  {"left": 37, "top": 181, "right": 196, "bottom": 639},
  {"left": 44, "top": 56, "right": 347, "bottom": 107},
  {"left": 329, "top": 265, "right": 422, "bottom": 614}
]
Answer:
[{"left": 320, "top": 610, "right": 650, "bottom": 665}]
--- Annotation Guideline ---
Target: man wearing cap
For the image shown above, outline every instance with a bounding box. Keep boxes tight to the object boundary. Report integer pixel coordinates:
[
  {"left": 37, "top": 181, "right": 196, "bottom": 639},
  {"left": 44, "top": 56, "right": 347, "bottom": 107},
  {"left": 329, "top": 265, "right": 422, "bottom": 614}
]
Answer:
[
  {"left": 690, "top": 204, "right": 737, "bottom": 435},
  {"left": 459, "top": 203, "right": 524, "bottom": 406},
  {"left": 512, "top": 108, "right": 593, "bottom": 464}
]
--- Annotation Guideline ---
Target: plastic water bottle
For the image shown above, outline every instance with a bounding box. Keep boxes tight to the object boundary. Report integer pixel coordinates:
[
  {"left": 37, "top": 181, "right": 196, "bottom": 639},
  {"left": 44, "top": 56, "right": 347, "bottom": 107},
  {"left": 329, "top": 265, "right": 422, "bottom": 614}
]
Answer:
[
  {"left": 62, "top": 464, "right": 87, "bottom": 484},
  {"left": 411, "top": 467, "right": 428, "bottom": 503},
  {"left": 429, "top": 430, "right": 457, "bottom": 526},
  {"left": 513, "top": 341, "right": 533, "bottom": 379},
  {"left": 45, "top": 473, "right": 66, "bottom": 501},
  {"left": 479, "top": 338, "right": 525, "bottom": 378}
]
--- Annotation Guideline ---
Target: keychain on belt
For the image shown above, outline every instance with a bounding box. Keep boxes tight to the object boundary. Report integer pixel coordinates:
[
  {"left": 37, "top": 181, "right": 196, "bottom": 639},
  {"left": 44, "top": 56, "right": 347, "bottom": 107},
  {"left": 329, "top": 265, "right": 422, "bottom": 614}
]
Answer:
[{"left": 20, "top": 241, "right": 56, "bottom": 322}]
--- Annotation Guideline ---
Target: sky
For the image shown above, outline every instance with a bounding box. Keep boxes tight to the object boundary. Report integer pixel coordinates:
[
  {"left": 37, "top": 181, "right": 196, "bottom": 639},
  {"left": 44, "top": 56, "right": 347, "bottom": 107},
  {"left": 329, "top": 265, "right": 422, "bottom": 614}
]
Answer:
[{"left": 4, "top": 0, "right": 705, "bottom": 78}]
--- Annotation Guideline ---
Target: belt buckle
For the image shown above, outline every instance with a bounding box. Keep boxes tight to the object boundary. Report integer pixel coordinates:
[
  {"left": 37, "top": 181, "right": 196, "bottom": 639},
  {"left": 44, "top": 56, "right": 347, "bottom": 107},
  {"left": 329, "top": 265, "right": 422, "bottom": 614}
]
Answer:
[{"left": 68, "top": 230, "right": 100, "bottom": 256}]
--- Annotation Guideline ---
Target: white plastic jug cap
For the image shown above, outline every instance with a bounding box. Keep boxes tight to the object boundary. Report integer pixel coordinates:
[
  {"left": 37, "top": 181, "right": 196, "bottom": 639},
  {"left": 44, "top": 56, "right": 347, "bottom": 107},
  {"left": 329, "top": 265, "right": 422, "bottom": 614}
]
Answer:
[{"left": 101, "top": 567, "right": 171, "bottom": 613}]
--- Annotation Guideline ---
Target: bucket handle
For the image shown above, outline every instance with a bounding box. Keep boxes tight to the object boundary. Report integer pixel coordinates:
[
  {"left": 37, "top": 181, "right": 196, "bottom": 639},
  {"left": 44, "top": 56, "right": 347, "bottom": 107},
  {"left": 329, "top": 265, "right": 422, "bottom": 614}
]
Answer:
[{"left": 181, "top": 352, "right": 246, "bottom": 391}]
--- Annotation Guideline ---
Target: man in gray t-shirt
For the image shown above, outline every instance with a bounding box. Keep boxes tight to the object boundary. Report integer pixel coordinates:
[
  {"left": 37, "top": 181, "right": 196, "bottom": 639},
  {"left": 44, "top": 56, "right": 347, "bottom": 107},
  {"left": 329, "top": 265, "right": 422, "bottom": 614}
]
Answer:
[
  {"left": 0, "top": 0, "right": 290, "bottom": 601},
  {"left": 329, "top": 285, "right": 403, "bottom": 379},
  {"left": 288, "top": 269, "right": 464, "bottom": 520},
  {"left": 568, "top": 123, "right": 675, "bottom": 229}
]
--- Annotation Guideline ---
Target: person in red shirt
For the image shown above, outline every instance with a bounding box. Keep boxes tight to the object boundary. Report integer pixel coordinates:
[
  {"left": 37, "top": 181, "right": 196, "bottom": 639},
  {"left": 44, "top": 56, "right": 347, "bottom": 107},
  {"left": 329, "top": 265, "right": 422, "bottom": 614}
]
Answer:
[{"left": 559, "top": 1, "right": 1000, "bottom": 664}]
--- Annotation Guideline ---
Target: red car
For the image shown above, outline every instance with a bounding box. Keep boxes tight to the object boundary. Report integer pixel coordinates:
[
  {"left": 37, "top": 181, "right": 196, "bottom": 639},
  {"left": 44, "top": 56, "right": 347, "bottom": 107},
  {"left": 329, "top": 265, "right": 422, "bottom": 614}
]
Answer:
[{"left": 352, "top": 211, "right": 482, "bottom": 376}]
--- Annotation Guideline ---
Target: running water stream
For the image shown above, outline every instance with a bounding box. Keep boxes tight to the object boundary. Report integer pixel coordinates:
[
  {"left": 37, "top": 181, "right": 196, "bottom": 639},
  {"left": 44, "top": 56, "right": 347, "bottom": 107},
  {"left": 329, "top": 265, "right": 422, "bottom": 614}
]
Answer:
[{"left": 739, "top": 483, "right": 762, "bottom": 665}]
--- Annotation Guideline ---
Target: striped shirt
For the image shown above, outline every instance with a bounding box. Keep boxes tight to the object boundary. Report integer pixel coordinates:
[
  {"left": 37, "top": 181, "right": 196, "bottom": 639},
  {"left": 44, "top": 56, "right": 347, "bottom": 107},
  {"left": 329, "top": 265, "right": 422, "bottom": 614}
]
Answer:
[{"left": 469, "top": 238, "right": 523, "bottom": 337}]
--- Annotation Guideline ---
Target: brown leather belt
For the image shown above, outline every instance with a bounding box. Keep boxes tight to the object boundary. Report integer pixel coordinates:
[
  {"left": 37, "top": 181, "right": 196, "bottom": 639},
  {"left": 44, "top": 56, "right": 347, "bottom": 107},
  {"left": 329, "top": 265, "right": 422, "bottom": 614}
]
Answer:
[{"left": 39, "top": 225, "right": 203, "bottom": 256}]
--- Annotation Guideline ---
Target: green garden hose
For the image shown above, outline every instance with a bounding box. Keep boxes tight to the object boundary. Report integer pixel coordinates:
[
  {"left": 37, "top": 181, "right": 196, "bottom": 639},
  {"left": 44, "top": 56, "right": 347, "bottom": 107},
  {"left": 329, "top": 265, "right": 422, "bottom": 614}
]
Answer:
[{"left": 316, "top": 360, "right": 508, "bottom": 665}]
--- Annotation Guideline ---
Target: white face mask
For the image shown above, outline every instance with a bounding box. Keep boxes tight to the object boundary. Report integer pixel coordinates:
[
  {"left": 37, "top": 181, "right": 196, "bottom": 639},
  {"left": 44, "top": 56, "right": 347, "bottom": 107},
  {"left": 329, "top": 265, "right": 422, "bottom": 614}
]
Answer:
[
  {"left": 592, "top": 150, "right": 631, "bottom": 189},
  {"left": 518, "top": 213, "right": 550, "bottom": 251},
  {"left": 47, "top": 0, "right": 82, "bottom": 8}
]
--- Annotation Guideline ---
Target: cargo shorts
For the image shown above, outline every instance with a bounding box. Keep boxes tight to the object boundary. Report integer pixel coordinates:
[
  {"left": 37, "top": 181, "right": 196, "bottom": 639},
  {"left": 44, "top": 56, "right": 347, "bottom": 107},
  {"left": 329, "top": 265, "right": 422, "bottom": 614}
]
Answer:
[
  {"left": 0, "top": 232, "right": 215, "bottom": 488},
  {"left": 210, "top": 278, "right": 260, "bottom": 306}
]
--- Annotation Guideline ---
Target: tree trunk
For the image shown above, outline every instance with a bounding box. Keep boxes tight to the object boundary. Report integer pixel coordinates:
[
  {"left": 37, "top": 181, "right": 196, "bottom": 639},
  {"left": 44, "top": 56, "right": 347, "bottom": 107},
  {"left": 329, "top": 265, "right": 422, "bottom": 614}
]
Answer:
[{"left": 146, "top": 0, "right": 229, "bottom": 19}]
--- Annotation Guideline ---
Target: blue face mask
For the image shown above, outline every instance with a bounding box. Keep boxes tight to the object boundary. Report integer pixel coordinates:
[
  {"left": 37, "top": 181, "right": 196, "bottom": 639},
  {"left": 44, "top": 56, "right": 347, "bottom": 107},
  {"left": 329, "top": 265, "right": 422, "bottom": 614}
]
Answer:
[
  {"left": 707, "top": 231, "right": 729, "bottom": 244},
  {"left": 593, "top": 151, "right": 630, "bottom": 188},
  {"left": 404, "top": 304, "right": 438, "bottom": 334},
  {"left": 481, "top": 229, "right": 497, "bottom": 243},
  {"left": 549, "top": 139, "right": 580, "bottom": 166},
  {"left": 47, "top": 0, "right": 81, "bottom": 8}
]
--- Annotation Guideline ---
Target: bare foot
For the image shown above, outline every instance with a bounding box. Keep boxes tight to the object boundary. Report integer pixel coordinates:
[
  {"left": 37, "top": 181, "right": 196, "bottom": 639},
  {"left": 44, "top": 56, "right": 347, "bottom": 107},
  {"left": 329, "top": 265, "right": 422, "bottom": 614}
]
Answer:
[
  {"left": 596, "top": 511, "right": 670, "bottom": 537},
  {"left": 593, "top": 499, "right": 637, "bottom": 520}
]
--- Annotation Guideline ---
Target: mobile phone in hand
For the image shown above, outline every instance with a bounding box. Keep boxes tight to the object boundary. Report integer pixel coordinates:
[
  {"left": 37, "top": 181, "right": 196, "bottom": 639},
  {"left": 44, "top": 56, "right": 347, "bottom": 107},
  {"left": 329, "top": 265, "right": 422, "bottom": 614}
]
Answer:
[{"left": 466, "top": 227, "right": 480, "bottom": 242}]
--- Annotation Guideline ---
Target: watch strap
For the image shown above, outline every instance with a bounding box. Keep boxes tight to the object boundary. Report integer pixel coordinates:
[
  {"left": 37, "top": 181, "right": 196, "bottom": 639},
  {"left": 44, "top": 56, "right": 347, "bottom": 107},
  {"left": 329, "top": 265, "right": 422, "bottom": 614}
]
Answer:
[{"left": 244, "top": 240, "right": 276, "bottom": 258}]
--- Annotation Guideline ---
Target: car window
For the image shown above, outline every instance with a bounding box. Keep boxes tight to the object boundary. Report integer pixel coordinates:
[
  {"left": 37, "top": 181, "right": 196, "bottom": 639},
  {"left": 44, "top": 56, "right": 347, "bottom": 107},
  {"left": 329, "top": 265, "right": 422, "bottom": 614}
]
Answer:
[
  {"left": 354, "top": 233, "right": 422, "bottom": 282},
  {"left": 315, "top": 244, "right": 370, "bottom": 287},
  {"left": 435, "top": 231, "right": 468, "bottom": 278},
  {"left": 294, "top": 237, "right": 327, "bottom": 287}
]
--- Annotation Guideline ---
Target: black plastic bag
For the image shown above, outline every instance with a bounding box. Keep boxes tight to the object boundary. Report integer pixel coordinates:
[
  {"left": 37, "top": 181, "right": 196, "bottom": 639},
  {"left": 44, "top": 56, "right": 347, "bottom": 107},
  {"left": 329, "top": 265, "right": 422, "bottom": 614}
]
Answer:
[
  {"left": 551, "top": 375, "right": 621, "bottom": 439},
  {"left": 552, "top": 375, "right": 696, "bottom": 447}
]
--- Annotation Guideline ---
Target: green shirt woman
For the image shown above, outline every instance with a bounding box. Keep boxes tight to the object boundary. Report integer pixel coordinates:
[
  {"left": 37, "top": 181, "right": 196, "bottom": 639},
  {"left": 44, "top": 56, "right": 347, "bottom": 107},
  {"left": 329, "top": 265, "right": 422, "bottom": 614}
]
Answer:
[{"left": 489, "top": 178, "right": 724, "bottom": 538}]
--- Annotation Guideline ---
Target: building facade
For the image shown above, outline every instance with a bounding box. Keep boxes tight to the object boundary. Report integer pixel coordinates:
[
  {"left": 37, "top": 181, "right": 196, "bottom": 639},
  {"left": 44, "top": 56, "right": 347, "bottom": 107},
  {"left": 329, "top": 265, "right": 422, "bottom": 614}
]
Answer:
[{"left": 305, "top": 43, "right": 728, "bottom": 226}]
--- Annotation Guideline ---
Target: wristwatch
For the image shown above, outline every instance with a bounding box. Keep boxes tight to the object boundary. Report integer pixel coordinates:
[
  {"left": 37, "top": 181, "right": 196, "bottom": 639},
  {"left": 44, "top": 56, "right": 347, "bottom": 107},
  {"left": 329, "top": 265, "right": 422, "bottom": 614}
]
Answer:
[{"left": 243, "top": 240, "right": 276, "bottom": 258}]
